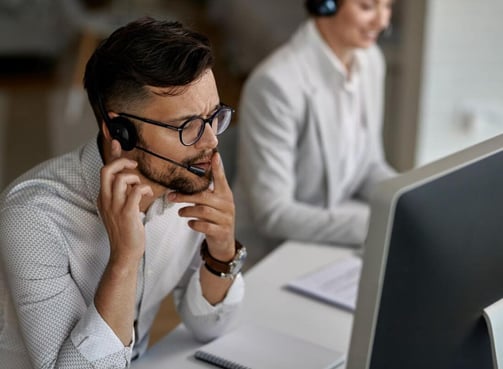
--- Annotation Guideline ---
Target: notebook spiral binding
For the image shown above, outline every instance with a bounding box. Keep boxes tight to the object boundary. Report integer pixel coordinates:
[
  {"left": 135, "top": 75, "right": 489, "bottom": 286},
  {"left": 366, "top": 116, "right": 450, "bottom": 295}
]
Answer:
[{"left": 195, "top": 350, "right": 251, "bottom": 369}]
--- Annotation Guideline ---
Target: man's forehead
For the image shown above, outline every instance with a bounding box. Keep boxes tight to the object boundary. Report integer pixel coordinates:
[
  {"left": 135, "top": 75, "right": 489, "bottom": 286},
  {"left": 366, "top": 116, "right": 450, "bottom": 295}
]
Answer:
[
  {"left": 147, "top": 85, "right": 190, "bottom": 97},
  {"left": 146, "top": 69, "right": 213, "bottom": 97}
]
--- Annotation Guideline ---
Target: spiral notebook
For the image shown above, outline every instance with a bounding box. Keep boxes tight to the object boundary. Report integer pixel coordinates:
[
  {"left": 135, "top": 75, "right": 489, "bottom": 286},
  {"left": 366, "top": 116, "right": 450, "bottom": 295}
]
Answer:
[{"left": 194, "top": 323, "right": 345, "bottom": 369}]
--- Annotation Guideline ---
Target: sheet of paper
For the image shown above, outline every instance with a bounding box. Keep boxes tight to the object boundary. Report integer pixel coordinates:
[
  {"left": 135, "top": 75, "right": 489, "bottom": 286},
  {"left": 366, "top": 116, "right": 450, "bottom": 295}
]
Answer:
[{"left": 285, "top": 254, "right": 362, "bottom": 311}]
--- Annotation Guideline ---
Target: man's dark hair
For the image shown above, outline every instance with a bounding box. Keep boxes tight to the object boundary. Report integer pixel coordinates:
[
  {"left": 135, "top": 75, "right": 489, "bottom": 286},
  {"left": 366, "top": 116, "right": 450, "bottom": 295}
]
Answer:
[{"left": 84, "top": 16, "right": 214, "bottom": 127}]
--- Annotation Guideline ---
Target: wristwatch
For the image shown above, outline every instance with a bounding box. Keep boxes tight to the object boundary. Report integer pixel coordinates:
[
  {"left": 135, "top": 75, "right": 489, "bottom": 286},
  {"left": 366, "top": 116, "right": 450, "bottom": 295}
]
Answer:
[{"left": 200, "top": 240, "right": 247, "bottom": 279}]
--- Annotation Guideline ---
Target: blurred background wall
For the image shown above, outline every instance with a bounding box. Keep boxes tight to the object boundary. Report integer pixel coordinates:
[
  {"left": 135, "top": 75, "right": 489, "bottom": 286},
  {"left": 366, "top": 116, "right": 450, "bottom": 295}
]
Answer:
[
  {"left": 414, "top": 0, "right": 503, "bottom": 165},
  {"left": 0, "top": 0, "right": 502, "bottom": 191}
]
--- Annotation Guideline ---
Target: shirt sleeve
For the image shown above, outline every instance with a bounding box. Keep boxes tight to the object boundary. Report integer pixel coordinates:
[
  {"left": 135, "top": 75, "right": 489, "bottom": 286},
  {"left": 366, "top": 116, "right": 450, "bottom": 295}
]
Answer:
[
  {"left": 0, "top": 206, "right": 133, "bottom": 368},
  {"left": 173, "top": 256, "right": 244, "bottom": 343},
  {"left": 70, "top": 303, "right": 134, "bottom": 364}
]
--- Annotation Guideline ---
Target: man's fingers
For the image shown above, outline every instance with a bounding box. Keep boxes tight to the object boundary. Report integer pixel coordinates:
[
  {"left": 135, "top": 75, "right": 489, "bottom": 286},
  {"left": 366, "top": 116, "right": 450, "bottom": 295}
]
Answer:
[
  {"left": 210, "top": 152, "right": 230, "bottom": 192},
  {"left": 100, "top": 159, "right": 138, "bottom": 201},
  {"left": 111, "top": 139, "right": 122, "bottom": 159},
  {"left": 179, "top": 204, "right": 223, "bottom": 223},
  {"left": 124, "top": 184, "right": 154, "bottom": 213},
  {"left": 111, "top": 173, "right": 141, "bottom": 207},
  {"left": 186, "top": 220, "right": 227, "bottom": 240}
]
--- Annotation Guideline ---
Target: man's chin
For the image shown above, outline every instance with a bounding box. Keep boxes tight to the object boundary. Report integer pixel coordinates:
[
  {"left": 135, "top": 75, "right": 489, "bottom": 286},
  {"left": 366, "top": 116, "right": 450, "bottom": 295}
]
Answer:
[{"left": 166, "top": 171, "right": 212, "bottom": 195}]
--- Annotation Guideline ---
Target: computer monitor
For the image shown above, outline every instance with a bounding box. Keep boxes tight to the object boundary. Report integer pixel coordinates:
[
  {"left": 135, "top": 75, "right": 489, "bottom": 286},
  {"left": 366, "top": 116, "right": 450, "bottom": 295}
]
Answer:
[{"left": 347, "top": 134, "right": 503, "bottom": 369}]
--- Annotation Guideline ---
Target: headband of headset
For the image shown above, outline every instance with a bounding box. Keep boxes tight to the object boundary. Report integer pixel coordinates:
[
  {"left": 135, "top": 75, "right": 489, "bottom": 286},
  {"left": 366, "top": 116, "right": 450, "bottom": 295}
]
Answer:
[{"left": 305, "top": 0, "right": 338, "bottom": 17}]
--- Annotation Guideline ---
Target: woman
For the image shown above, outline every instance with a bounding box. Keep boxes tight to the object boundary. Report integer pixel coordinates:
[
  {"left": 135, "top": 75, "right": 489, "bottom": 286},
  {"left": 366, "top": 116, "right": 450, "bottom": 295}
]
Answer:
[{"left": 233, "top": 0, "right": 396, "bottom": 264}]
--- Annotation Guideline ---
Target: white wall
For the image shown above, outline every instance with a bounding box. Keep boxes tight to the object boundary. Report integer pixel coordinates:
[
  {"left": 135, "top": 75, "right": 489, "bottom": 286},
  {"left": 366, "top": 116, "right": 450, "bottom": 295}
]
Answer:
[{"left": 415, "top": 0, "right": 503, "bottom": 165}]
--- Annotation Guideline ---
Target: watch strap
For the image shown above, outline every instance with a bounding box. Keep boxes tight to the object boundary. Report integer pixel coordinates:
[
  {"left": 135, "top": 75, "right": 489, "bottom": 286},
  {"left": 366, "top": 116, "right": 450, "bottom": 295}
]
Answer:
[
  {"left": 200, "top": 240, "right": 244, "bottom": 275},
  {"left": 203, "top": 262, "right": 230, "bottom": 279},
  {"left": 201, "top": 240, "right": 247, "bottom": 279}
]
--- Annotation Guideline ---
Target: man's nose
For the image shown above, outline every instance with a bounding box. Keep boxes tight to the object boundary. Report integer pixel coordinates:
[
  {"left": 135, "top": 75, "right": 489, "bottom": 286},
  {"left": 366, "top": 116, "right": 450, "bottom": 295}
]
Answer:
[{"left": 195, "top": 121, "right": 219, "bottom": 150}]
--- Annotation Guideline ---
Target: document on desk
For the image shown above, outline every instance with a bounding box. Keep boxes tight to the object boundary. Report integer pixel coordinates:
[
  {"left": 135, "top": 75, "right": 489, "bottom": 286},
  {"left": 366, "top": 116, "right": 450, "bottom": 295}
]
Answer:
[
  {"left": 285, "top": 254, "right": 362, "bottom": 311},
  {"left": 194, "top": 323, "right": 345, "bottom": 369}
]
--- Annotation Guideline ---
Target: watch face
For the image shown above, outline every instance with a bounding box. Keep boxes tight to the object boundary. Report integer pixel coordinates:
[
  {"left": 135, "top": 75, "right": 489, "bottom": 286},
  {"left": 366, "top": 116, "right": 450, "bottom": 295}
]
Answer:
[{"left": 229, "top": 247, "right": 247, "bottom": 275}]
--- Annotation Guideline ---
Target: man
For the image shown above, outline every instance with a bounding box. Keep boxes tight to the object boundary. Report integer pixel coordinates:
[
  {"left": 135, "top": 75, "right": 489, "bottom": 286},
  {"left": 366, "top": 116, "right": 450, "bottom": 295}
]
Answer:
[{"left": 0, "top": 17, "right": 246, "bottom": 368}]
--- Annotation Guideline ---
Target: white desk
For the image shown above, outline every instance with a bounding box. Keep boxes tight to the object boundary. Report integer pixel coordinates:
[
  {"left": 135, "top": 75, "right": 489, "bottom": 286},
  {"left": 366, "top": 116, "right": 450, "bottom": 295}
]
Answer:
[{"left": 132, "top": 241, "right": 355, "bottom": 368}]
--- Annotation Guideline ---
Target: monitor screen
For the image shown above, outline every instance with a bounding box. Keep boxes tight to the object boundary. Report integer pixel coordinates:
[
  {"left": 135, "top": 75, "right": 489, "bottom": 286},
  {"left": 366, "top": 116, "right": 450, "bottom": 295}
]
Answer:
[{"left": 347, "top": 134, "right": 503, "bottom": 369}]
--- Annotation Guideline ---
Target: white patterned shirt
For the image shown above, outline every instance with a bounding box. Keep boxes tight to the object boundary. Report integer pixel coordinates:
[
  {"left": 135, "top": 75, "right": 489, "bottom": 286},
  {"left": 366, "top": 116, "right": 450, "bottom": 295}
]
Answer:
[{"left": 0, "top": 137, "right": 244, "bottom": 368}]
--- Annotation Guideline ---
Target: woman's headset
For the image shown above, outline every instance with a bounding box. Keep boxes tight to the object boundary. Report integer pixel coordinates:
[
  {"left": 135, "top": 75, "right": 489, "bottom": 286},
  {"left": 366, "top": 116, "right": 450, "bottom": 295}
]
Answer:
[{"left": 305, "top": 0, "right": 339, "bottom": 17}]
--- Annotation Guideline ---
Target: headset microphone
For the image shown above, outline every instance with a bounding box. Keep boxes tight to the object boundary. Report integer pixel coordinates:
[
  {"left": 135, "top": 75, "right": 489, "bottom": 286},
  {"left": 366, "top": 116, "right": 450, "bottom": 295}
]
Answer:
[{"left": 135, "top": 146, "right": 207, "bottom": 177}]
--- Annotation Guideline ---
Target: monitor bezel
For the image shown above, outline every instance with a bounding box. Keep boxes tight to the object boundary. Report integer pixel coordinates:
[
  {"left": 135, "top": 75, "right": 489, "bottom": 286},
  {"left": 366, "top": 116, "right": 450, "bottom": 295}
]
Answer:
[{"left": 347, "top": 134, "right": 503, "bottom": 369}]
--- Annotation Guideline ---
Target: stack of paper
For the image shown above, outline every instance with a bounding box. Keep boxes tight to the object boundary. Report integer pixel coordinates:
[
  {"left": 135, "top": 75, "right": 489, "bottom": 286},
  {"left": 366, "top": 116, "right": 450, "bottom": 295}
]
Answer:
[{"left": 285, "top": 255, "right": 362, "bottom": 311}]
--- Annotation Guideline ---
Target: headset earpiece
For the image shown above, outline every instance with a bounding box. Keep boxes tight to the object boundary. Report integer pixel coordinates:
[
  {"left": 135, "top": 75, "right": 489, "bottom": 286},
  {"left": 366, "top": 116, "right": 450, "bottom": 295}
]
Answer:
[
  {"left": 97, "top": 92, "right": 138, "bottom": 151},
  {"left": 107, "top": 116, "right": 138, "bottom": 151},
  {"left": 305, "top": 0, "right": 338, "bottom": 17}
]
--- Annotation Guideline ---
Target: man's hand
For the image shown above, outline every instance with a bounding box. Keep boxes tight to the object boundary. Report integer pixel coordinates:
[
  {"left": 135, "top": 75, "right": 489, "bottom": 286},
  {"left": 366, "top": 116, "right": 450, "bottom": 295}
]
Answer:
[
  {"left": 95, "top": 140, "right": 153, "bottom": 345},
  {"left": 168, "top": 151, "right": 237, "bottom": 304},
  {"left": 168, "top": 152, "right": 236, "bottom": 262},
  {"left": 97, "top": 140, "right": 153, "bottom": 265}
]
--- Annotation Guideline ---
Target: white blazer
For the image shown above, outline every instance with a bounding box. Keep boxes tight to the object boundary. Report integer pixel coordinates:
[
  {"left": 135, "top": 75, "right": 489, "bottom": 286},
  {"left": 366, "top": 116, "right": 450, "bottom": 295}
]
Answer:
[{"left": 233, "top": 20, "right": 395, "bottom": 263}]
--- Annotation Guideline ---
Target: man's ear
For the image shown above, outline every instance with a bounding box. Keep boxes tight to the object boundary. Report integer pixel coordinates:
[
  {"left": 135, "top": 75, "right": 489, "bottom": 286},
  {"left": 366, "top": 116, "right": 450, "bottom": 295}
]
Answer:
[
  {"left": 100, "top": 118, "right": 126, "bottom": 163},
  {"left": 101, "top": 111, "right": 121, "bottom": 142},
  {"left": 101, "top": 119, "right": 112, "bottom": 141}
]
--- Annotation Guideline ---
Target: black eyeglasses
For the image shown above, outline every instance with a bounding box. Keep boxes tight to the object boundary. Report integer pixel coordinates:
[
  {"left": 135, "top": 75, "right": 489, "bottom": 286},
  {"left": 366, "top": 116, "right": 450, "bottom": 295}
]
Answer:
[{"left": 118, "top": 104, "right": 234, "bottom": 146}]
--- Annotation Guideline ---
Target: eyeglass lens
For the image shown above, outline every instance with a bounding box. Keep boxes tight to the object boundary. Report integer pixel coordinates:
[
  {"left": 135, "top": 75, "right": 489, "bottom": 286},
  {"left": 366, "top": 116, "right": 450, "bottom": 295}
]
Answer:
[{"left": 181, "top": 108, "right": 232, "bottom": 145}]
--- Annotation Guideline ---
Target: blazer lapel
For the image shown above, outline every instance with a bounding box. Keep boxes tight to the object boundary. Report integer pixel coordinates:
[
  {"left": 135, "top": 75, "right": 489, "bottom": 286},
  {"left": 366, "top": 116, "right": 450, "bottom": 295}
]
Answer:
[
  {"left": 309, "top": 85, "right": 339, "bottom": 207},
  {"left": 356, "top": 49, "right": 378, "bottom": 138},
  {"left": 291, "top": 20, "right": 345, "bottom": 208}
]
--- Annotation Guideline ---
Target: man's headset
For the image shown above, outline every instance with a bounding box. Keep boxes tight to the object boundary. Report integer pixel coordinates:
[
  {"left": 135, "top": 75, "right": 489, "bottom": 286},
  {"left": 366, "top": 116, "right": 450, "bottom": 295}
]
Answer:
[
  {"left": 97, "top": 93, "right": 206, "bottom": 177},
  {"left": 305, "top": 0, "right": 339, "bottom": 17},
  {"left": 98, "top": 94, "right": 139, "bottom": 151}
]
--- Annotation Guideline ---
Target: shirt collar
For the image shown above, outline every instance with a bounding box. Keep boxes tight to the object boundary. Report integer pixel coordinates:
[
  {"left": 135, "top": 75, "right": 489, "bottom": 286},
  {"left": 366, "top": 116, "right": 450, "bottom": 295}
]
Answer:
[
  {"left": 143, "top": 192, "right": 178, "bottom": 223},
  {"left": 305, "top": 19, "right": 362, "bottom": 92}
]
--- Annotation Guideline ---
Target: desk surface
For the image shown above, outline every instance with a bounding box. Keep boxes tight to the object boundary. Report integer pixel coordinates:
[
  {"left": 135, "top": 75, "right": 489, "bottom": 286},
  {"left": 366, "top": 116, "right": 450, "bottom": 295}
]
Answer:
[{"left": 132, "top": 241, "right": 355, "bottom": 368}]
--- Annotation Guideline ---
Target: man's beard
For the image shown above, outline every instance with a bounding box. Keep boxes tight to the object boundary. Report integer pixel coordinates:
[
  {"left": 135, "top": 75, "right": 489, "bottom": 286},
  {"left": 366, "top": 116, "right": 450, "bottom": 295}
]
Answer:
[{"left": 136, "top": 147, "right": 216, "bottom": 195}]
